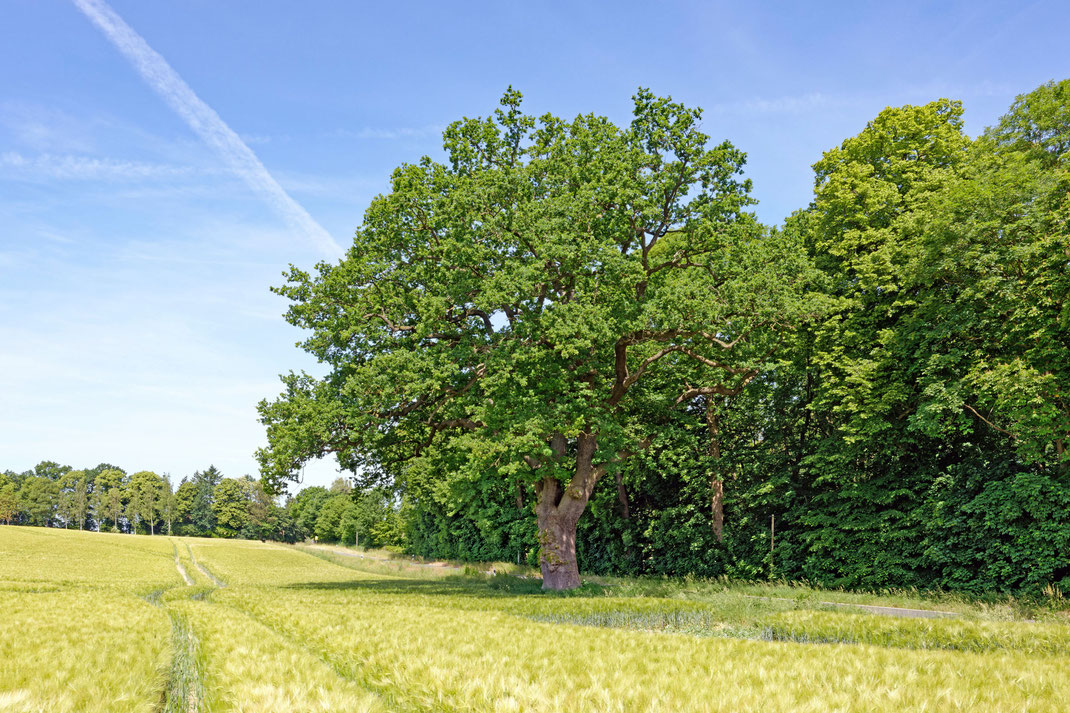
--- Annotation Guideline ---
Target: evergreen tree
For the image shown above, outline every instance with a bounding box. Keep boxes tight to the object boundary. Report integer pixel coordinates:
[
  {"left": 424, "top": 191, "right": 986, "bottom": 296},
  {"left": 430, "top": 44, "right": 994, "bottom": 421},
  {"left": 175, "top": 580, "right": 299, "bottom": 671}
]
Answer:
[{"left": 190, "top": 465, "right": 223, "bottom": 536}]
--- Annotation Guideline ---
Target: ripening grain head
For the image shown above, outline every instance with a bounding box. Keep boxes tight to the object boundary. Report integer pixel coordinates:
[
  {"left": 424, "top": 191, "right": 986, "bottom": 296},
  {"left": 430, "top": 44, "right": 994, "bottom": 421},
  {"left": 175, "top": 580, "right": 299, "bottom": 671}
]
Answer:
[
  {"left": 5, "top": 527, "right": 1069, "bottom": 713},
  {"left": 0, "top": 590, "right": 169, "bottom": 713},
  {"left": 170, "top": 598, "right": 385, "bottom": 713}
]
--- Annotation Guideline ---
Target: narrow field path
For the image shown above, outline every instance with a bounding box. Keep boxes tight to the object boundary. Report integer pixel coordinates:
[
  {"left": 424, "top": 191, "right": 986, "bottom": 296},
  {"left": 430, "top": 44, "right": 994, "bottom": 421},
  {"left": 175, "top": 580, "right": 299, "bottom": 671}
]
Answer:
[
  {"left": 305, "top": 543, "right": 463, "bottom": 572},
  {"left": 171, "top": 543, "right": 193, "bottom": 586},
  {"left": 185, "top": 544, "right": 225, "bottom": 587}
]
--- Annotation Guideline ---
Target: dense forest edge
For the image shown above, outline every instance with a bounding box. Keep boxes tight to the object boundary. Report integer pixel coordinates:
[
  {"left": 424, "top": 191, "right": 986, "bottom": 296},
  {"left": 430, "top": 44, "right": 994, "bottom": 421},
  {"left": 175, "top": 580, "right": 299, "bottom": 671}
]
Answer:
[{"left": 6, "top": 79, "right": 1068, "bottom": 596}]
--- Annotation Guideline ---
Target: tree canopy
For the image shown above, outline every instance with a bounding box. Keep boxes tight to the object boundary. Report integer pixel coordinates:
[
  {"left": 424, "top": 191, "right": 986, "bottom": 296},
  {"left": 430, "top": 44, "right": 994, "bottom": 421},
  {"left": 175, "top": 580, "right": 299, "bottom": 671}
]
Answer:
[{"left": 258, "top": 88, "right": 825, "bottom": 588}]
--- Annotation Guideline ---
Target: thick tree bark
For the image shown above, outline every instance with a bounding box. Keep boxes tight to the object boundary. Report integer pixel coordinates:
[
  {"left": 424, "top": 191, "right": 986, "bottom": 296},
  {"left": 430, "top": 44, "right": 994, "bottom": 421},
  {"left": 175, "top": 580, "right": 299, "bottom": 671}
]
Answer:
[
  {"left": 530, "top": 430, "right": 652, "bottom": 589},
  {"left": 707, "top": 402, "right": 724, "bottom": 543},
  {"left": 535, "top": 493, "right": 581, "bottom": 590},
  {"left": 614, "top": 470, "right": 630, "bottom": 520},
  {"left": 711, "top": 477, "right": 724, "bottom": 542},
  {"left": 535, "top": 432, "right": 599, "bottom": 590}
]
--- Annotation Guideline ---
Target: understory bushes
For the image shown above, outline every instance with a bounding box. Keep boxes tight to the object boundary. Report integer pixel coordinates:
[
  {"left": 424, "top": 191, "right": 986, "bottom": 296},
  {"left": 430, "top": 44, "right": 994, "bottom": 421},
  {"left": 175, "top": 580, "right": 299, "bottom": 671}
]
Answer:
[{"left": 404, "top": 421, "right": 1070, "bottom": 595}]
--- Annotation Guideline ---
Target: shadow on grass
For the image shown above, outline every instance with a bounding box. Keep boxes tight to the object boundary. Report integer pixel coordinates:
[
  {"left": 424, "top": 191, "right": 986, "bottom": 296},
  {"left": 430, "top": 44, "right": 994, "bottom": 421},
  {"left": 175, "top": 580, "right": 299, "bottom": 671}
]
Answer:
[{"left": 282, "top": 574, "right": 612, "bottom": 599}]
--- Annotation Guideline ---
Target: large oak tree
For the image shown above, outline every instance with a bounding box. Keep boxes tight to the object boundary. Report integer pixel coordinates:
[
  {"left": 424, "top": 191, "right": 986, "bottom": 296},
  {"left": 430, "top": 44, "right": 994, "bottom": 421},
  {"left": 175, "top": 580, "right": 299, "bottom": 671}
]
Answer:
[{"left": 258, "top": 90, "right": 822, "bottom": 589}]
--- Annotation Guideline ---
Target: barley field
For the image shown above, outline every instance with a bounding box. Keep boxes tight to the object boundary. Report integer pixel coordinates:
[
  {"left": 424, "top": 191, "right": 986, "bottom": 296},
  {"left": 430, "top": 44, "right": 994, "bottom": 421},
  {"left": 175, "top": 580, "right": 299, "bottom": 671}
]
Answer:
[{"left": 1, "top": 526, "right": 1067, "bottom": 712}]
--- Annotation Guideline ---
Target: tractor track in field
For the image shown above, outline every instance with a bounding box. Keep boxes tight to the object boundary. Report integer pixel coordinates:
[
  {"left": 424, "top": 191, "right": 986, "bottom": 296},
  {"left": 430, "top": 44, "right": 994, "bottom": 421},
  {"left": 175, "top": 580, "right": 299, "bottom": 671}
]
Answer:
[
  {"left": 220, "top": 600, "right": 416, "bottom": 713},
  {"left": 172, "top": 543, "right": 194, "bottom": 586},
  {"left": 141, "top": 580, "right": 207, "bottom": 713},
  {"left": 161, "top": 610, "right": 207, "bottom": 713},
  {"left": 168, "top": 545, "right": 402, "bottom": 712},
  {"left": 185, "top": 544, "right": 225, "bottom": 588},
  {"left": 155, "top": 540, "right": 213, "bottom": 712}
]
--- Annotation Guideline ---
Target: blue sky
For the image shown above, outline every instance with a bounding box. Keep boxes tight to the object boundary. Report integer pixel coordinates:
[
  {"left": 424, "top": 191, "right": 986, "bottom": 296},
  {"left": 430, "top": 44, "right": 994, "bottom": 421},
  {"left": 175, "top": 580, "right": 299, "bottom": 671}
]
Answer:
[{"left": 1, "top": 0, "right": 1066, "bottom": 491}]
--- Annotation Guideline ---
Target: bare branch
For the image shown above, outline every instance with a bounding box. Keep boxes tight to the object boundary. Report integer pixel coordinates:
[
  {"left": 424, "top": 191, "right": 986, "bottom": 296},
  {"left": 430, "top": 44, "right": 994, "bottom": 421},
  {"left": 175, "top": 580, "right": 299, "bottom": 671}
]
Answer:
[
  {"left": 437, "top": 417, "right": 483, "bottom": 431},
  {"left": 609, "top": 344, "right": 687, "bottom": 406},
  {"left": 676, "top": 348, "right": 752, "bottom": 373},
  {"left": 964, "top": 403, "right": 1016, "bottom": 439},
  {"left": 675, "top": 384, "right": 743, "bottom": 403},
  {"left": 365, "top": 309, "right": 416, "bottom": 333},
  {"left": 675, "top": 369, "right": 760, "bottom": 405}
]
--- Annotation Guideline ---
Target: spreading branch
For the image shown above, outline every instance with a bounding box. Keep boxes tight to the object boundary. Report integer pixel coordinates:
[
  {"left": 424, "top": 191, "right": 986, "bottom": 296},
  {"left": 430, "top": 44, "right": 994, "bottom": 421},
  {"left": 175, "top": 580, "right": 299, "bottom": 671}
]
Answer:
[{"left": 964, "top": 403, "right": 1016, "bottom": 439}]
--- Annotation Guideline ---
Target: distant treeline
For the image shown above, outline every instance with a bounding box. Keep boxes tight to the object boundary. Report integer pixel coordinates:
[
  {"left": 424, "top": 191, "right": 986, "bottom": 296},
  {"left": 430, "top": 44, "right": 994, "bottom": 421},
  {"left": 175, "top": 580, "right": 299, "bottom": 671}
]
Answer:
[{"left": 0, "top": 462, "right": 402, "bottom": 548}]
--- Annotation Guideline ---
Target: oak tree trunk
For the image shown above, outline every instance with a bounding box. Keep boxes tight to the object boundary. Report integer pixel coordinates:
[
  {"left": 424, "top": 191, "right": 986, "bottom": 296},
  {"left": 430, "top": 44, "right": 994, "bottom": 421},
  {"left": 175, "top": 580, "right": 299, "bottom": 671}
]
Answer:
[
  {"left": 536, "top": 501, "right": 581, "bottom": 590},
  {"left": 535, "top": 432, "right": 599, "bottom": 590}
]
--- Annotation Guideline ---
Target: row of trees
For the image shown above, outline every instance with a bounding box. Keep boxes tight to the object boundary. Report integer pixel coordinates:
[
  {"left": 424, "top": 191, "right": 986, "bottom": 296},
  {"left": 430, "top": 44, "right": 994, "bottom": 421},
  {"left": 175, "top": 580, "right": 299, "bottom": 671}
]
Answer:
[
  {"left": 1, "top": 460, "right": 406, "bottom": 548},
  {"left": 258, "top": 80, "right": 1069, "bottom": 591},
  {"left": 0, "top": 462, "right": 263, "bottom": 541},
  {"left": 288, "top": 480, "right": 405, "bottom": 548},
  {"left": 1, "top": 461, "right": 174, "bottom": 534}
]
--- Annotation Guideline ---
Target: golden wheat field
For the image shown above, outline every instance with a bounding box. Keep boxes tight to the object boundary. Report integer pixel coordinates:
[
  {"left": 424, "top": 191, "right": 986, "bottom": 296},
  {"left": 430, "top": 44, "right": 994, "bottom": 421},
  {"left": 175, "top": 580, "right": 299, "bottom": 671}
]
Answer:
[{"left": 1, "top": 526, "right": 1068, "bottom": 713}]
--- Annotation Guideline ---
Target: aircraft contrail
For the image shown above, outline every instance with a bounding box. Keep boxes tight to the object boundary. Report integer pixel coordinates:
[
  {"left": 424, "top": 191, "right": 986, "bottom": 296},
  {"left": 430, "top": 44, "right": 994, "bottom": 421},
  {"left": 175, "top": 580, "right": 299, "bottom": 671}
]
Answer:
[{"left": 71, "top": 0, "right": 344, "bottom": 257}]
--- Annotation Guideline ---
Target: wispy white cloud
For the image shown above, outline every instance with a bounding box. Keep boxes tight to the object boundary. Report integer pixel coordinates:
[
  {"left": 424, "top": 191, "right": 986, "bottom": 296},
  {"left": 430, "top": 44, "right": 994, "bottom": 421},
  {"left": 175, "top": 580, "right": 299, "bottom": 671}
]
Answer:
[
  {"left": 0, "top": 151, "right": 194, "bottom": 181},
  {"left": 70, "top": 0, "right": 344, "bottom": 257},
  {"left": 0, "top": 102, "right": 101, "bottom": 153},
  {"left": 0, "top": 211, "right": 318, "bottom": 480},
  {"left": 901, "top": 79, "right": 1017, "bottom": 101}
]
